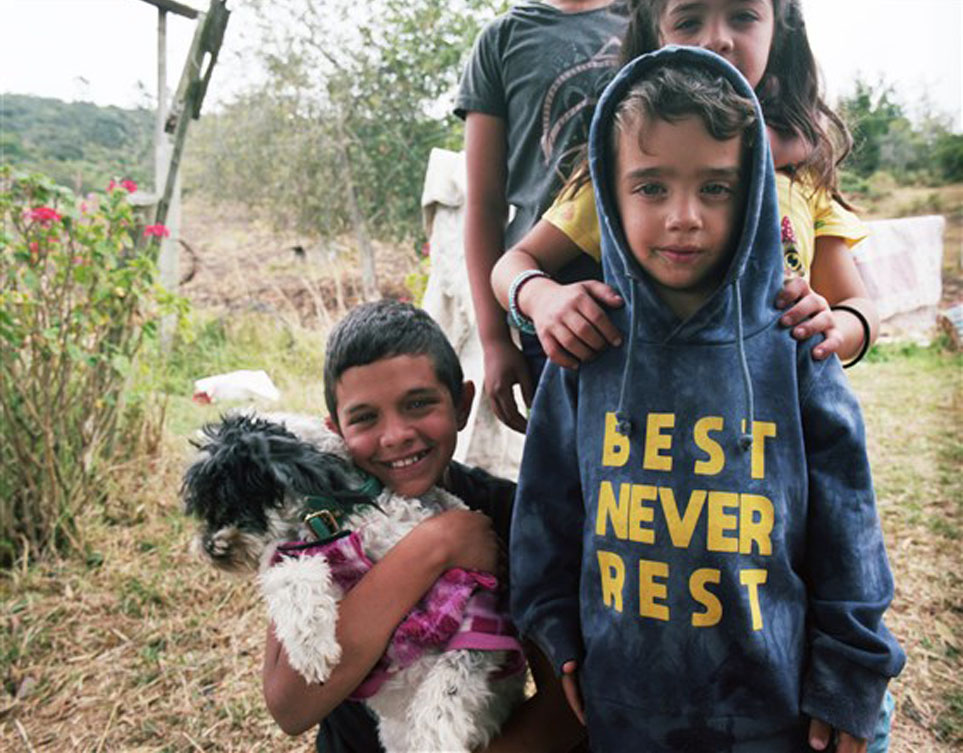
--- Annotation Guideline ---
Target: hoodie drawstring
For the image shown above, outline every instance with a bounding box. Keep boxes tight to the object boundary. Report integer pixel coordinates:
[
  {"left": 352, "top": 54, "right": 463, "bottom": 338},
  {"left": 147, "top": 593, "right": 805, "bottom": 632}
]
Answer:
[
  {"left": 615, "top": 277, "right": 640, "bottom": 437},
  {"left": 616, "top": 276, "right": 755, "bottom": 451},
  {"left": 733, "top": 279, "right": 755, "bottom": 451}
]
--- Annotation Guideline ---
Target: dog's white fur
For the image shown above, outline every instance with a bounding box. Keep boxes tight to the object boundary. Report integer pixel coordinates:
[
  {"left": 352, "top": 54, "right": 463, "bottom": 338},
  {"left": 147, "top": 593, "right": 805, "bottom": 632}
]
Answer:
[{"left": 244, "top": 413, "right": 526, "bottom": 753}]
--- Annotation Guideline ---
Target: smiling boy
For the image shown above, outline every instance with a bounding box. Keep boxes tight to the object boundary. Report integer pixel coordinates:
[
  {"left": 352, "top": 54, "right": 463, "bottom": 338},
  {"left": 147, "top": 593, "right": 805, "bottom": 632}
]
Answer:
[
  {"left": 509, "top": 48, "right": 903, "bottom": 753},
  {"left": 331, "top": 352, "right": 465, "bottom": 500},
  {"left": 262, "top": 300, "right": 583, "bottom": 753}
]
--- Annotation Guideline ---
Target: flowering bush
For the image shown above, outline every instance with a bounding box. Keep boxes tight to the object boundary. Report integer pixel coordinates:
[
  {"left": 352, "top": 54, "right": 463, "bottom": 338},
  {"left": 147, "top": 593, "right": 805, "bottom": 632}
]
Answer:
[{"left": 0, "top": 167, "right": 186, "bottom": 565}]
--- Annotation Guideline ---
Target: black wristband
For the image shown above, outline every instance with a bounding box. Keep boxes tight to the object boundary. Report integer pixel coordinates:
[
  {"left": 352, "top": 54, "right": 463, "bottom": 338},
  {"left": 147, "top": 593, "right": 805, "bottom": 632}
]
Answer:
[{"left": 831, "top": 304, "right": 871, "bottom": 368}]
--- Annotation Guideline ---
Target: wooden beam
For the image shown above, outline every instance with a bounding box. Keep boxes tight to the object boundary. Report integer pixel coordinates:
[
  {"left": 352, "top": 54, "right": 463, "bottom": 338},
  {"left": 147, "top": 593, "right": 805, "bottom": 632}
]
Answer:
[
  {"left": 152, "top": 1, "right": 230, "bottom": 233},
  {"left": 137, "top": 0, "right": 199, "bottom": 19}
]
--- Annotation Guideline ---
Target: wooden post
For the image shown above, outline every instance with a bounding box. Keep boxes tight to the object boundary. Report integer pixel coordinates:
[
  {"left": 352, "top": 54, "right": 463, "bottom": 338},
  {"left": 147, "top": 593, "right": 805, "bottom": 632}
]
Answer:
[
  {"left": 154, "top": 7, "right": 180, "bottom": 346},
  {"left": 152, "top": 0, "right": 229, "bottom": 234},
  {"left": 137, "top": 0, "right": 203, "bottom": 347}
]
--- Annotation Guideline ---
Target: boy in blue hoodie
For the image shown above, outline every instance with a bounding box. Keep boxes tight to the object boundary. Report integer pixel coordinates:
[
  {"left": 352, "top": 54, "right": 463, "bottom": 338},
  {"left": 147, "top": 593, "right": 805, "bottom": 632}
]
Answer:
[{"left": 509, "top": 47, "right": 904, "bottom": 753}]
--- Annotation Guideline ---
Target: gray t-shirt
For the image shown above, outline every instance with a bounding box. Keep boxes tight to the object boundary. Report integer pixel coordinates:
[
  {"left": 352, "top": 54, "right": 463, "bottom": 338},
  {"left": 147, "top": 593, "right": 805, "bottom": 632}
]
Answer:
[{"left": 456, "top": 1, "right": 627, "bottom": 247}]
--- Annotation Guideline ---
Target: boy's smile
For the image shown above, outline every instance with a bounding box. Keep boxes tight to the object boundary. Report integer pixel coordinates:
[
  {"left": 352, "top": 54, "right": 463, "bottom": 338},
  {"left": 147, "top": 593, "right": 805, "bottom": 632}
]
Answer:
[
  {"left": 615, "top": 115, "right": 744, "bottom": 319},
  {"left": 331, "top": 354, "right": 472, "bottom": 499}
]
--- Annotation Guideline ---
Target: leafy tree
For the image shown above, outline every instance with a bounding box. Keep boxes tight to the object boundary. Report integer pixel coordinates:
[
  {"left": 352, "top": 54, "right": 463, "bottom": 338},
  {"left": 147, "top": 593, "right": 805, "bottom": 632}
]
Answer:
[
  {"left": 838, "top": 77, "right": 962, "bottom": 184},
  {"left": 934, "top": 132, "right": 963, "bottom": 182},
  {"left": 187, "top": 0, "right": 507, "bottom": 298},
  {"left": 838, "top": 79, "right": 906, "bottom": 178}
]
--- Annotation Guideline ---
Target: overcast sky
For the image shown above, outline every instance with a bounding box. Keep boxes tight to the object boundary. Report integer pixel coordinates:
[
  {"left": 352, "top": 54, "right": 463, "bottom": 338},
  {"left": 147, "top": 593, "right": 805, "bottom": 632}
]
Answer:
[{"left": 1, "top": 0, "right": 961, "bottom": 129}]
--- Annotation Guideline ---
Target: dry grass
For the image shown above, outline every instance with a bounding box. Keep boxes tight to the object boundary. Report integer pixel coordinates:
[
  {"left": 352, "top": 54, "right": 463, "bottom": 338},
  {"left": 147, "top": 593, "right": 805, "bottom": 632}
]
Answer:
[
  {"left": 851, "top": 348, "right": 963, "bottom": 751},
  {"left": 2, "top": 190, "right": 961, "bottom": 752},
  {"left": 0, "top": 444, "right": 301, "bottom": 752},
  {"left": 177, "top": 200, "right": 419, "bottom": 329}
]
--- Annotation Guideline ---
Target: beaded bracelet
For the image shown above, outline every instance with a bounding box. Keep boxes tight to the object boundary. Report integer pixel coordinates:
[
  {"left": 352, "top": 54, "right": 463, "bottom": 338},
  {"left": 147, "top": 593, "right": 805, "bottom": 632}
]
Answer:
[
  {"left": 831, "top": 304, "right": 871, "bottom": 368},
  {"left": 507, "top": 269, "right": 550, "bottom": 335}
]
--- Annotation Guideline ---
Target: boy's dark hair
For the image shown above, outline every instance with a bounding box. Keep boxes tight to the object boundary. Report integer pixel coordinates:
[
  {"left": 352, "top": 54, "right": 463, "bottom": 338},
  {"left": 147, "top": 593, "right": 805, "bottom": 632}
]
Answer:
[
  {"left": 610, "top": 63, "right": 757, "bottom": 157},
  {"left": 323, "top": 300, "right": 464, "bottom": 421}
]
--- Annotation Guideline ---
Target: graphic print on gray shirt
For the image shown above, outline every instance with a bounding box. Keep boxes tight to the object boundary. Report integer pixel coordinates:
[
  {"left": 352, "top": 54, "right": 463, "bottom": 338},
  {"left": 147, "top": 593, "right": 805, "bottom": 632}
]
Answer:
[{"left": 456, "top": 2, "right": 626, "bottom": 247}]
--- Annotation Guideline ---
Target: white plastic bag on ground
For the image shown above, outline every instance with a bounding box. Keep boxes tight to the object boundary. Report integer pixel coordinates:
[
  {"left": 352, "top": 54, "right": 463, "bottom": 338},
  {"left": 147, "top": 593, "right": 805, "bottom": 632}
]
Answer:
[{"left": 193, "top": 370, "right": 281, "bottom": 404}]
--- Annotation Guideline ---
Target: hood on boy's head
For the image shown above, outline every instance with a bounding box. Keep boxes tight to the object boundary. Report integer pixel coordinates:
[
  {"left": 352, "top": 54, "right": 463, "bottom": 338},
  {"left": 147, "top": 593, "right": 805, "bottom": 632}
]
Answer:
[{"left": 588, "top": 45, "right": 783, "bottom": 343}]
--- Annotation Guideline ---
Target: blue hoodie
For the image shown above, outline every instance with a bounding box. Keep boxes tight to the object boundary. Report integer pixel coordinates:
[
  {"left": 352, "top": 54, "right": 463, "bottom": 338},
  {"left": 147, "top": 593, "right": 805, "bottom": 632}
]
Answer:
[{"left": 510, "top": 47, "right": 904, "bottom": 752}]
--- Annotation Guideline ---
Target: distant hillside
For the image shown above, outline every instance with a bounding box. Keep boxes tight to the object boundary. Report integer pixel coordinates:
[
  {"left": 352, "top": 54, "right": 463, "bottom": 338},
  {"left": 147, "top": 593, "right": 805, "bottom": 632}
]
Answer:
[{"left": 1, "top": 94, "right": 154, "bottom": 194}]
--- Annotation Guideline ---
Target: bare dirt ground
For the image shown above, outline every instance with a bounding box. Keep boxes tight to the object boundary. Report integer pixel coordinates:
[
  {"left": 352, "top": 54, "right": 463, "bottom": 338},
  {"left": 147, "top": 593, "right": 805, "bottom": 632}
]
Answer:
[{"left": 177, "top": 200, "right": 420, "bottom": 329}]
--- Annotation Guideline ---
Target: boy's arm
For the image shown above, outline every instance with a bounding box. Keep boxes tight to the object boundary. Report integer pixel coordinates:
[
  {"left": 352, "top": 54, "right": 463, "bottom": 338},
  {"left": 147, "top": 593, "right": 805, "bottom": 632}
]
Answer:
[
  {"left": 510, "top": 364, "right": 585, "bottom": 674},
  {"left": 464, "top": 111, "right": 534, "bottom": 433},
  {"left": 797, "top": 352, "right": 905, "bottom": 740},
  {"left": 263, "top": 509, "right": 499, "bottom": 735}
]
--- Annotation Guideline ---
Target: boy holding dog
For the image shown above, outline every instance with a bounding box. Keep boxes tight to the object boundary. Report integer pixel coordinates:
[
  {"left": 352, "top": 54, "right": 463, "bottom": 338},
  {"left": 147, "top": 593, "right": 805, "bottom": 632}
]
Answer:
[{"left": 261, "top": 300, "right": 584, "bottom": 752}]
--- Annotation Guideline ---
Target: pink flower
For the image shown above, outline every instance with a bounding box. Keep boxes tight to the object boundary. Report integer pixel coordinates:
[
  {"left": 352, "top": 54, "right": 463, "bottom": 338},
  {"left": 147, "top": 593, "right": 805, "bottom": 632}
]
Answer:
[
  {"left": 143, "top": 224, "right": 170, "bottom": 238},
  {"left": 108, "top": 179, "right": 136, "bottom": 193},
  {"left": 24, "top": 206, "right": 62, "bottom": 224},
  {"left": 421, "top": 241, "right": 431, "bottom": 258}
]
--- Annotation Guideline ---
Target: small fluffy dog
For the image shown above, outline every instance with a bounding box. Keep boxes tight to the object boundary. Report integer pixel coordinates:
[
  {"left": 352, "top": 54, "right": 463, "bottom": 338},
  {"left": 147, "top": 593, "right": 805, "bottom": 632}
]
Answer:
[{"left": 182, "top": 412, "right": 525, "bottom": 753}]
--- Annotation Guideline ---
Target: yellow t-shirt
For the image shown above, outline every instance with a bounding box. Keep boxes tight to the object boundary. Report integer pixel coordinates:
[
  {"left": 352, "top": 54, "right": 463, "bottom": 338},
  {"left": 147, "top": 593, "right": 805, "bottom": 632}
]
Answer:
[{"left": 542, "top": 173, "right": 868, "bottom": 278}]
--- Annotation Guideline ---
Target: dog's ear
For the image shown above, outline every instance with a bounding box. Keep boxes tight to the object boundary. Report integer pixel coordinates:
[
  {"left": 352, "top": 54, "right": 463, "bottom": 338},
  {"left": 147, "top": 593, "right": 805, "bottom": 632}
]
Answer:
[
  {"left": 265, "top": 437, "right": 361, "bottom": 497},
  {"left": 181, "top": 414, "right": 296, "bottom": 527}
]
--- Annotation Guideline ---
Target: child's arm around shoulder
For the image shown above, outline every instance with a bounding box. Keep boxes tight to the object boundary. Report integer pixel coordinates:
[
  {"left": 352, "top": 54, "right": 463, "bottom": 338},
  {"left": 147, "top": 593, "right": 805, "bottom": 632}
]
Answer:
[
  {"left": 809, "top": 234, "right": 879, "bottom": 363},
  {"left": 795, "top": 351, "right": 905, "bottom": 742},
  {"left": 490, "top": 190, "right": 624, "bottom": 372},
  {"left": 262, "top": 509, "right": 498, "bottom": 735}
]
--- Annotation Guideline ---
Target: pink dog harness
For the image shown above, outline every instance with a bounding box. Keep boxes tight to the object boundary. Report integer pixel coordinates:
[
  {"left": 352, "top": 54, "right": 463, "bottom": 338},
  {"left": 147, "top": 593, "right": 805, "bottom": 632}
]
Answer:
[{"left": 271, "top": 531, "right": 526, "bottom": 700}]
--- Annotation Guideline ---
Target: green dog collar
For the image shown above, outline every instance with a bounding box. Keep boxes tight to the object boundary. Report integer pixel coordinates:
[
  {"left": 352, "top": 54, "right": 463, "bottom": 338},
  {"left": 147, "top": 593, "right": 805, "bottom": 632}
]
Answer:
[{"left": 303, "top": 472, "right": 383, "bottom": 540}]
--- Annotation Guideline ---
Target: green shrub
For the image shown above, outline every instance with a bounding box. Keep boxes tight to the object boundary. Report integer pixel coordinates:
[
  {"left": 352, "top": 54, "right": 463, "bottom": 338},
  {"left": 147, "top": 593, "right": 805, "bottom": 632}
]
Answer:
[
  {"left": 0, "top": 168, "right": 186, "bottom": 566},
  {"left": 934, "top": 132, "right": 963, "bottom": 183},
  {"left": 839, "top": 170, "right": 869, "bottom": 196},
  {"left": 404, "top": 252, "right": 430, "bottom": 306}
]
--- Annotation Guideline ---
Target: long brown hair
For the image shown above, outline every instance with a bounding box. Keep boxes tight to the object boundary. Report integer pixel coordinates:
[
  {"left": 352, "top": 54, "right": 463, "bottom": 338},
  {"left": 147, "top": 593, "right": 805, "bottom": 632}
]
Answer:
[{"left": 562, "top": 0, "right": 852, "bottom": 204}]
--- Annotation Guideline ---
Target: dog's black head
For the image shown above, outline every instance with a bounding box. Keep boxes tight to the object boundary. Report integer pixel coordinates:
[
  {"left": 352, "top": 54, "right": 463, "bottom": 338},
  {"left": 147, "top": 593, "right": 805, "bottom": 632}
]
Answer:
[{"left": 182, "top": 413, "right": 369, "bottom": 572}]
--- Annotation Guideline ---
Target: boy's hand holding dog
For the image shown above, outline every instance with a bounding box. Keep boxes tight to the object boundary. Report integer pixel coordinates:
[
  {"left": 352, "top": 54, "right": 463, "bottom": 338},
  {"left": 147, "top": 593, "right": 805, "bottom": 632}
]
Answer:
[
  {"left": 263, "top": 508, "right": 502, "bottom": 735},
  {"left": 419, "top": 508, "right": 501, "bottom": 575}
]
